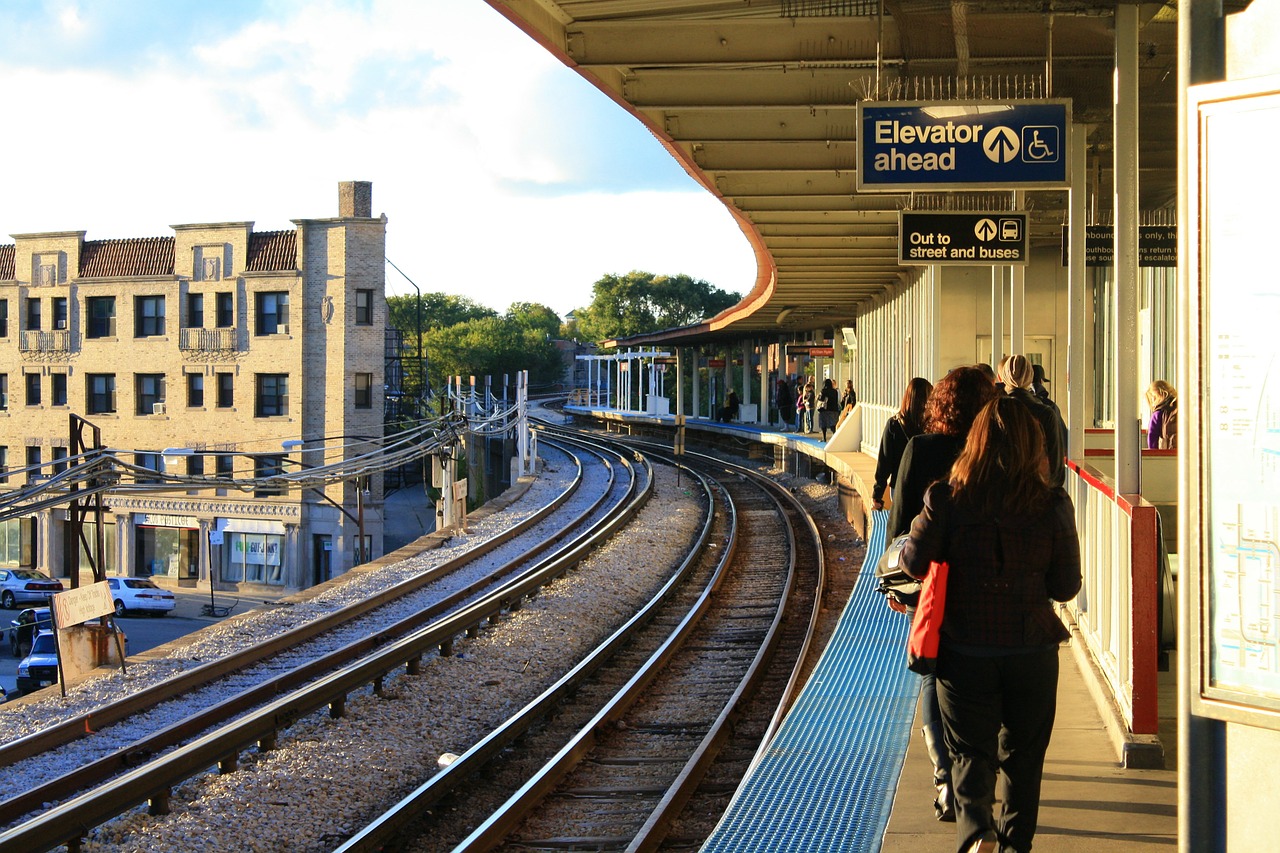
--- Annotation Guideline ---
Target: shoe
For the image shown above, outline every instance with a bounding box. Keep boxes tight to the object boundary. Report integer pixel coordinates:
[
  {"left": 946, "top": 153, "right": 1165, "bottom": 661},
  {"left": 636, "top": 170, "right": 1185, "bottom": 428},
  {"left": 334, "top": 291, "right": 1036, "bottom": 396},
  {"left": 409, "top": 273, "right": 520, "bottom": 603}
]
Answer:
[
  {"left": 966, "top": 830, "right": 999, "bottom": 853},
  {"left": 933, "top": 781, "right": 955, "bottom": 822}
]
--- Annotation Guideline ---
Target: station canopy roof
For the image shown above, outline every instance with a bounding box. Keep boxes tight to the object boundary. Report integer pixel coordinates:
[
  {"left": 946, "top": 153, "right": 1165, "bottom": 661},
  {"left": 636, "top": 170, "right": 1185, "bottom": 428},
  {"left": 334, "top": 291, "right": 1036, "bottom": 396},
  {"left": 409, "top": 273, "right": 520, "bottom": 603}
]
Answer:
[{"left": 488, "top": 1, "right": 1242, "bottom": 347}]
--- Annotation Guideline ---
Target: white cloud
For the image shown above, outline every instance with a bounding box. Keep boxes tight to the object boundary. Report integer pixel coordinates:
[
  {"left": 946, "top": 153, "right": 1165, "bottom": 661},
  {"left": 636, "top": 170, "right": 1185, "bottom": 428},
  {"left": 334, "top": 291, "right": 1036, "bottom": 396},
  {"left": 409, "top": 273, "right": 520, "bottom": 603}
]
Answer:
[{"left": 0, "top": 0, "right": 755, "bottom": 317}]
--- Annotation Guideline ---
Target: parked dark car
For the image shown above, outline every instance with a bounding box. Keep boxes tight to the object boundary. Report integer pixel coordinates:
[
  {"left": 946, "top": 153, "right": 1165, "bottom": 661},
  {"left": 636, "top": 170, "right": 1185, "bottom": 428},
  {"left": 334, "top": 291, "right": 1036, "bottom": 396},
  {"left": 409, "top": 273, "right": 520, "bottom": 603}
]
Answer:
[
  {"left": 0, "top": 569, "right": 64, "bottom": 610},
  {"left": 16, "top": 630, "right": 59, "bottom": 695},
  {"left": 8, "top": 607, "right": 52, "bottom": 657}
]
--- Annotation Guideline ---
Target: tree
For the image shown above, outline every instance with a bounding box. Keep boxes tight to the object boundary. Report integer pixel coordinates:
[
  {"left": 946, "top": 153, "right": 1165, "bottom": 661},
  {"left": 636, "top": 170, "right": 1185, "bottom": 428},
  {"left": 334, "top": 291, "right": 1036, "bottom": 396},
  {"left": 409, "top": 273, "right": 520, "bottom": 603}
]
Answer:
[
  {"left": 386, "top": 292, "right": 496, "bottom": 333},
  {"left": 424, "top": 315, "right": 565, "bottom": 392},
  {"left": 573, "top": 271, "right": 740, "bottom": 341},
  {"left": 505, "top": 302, "right": 561, "bottom": 338}
]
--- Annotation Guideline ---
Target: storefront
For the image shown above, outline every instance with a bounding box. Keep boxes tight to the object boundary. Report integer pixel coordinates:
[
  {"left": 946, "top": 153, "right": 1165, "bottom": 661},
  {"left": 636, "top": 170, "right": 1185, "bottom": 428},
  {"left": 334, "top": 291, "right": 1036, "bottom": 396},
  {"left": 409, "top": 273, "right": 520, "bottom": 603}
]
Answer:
[
  {"left": 0, "top": 517, "right": 34, "bottom": 569},
  {"left": 134, "top": 513, "right": 199, "bottom": 580},
  {"left": 218, "top": 518, "right": 287, "bottom": 586}
]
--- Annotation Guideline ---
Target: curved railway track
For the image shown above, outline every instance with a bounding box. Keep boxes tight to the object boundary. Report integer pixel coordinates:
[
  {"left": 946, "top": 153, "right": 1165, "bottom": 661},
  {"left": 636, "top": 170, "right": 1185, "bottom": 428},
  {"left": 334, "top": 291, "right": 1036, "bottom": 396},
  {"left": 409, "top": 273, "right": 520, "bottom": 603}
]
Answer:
[
  {"left": 0, "top": 426, "right": 829, "bottom": 853},
  {"left": 336, "top": 434, "right": 825, "bottom": 853},
  {"left": 0, "top": 437, "right": 656, "bottom": 852}
]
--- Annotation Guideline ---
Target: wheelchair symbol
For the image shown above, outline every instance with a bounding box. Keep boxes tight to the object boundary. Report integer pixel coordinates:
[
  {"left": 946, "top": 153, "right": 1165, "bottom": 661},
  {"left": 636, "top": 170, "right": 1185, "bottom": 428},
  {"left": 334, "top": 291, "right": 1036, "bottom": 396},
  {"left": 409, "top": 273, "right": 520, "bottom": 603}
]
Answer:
[{"left": 1021, "top": 126, "right": 1058, "bottom": 162}]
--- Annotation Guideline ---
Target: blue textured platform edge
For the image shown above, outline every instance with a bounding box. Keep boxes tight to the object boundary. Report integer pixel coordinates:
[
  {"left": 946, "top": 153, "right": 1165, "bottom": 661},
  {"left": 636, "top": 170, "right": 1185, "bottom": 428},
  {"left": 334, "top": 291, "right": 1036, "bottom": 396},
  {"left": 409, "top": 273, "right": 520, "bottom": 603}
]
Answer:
[{"left": 700, "top": 510, "right": 922, "bottom": 853}]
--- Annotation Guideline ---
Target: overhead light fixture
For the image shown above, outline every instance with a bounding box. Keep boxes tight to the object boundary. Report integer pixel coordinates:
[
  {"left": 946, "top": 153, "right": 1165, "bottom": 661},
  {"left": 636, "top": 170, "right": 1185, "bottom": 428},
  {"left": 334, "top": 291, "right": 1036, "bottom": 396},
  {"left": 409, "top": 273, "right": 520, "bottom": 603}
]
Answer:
[{"left": 776, "top": 306, "right": 797, "bottom": 323}]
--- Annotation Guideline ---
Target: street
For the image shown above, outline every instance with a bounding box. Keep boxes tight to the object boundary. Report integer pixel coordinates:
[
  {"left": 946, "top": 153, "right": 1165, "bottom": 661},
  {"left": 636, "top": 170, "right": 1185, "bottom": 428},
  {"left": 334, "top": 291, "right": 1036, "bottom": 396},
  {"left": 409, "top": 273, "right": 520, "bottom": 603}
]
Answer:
[{"left": 0, "top": 588, "right": 255, "bottom": 699}]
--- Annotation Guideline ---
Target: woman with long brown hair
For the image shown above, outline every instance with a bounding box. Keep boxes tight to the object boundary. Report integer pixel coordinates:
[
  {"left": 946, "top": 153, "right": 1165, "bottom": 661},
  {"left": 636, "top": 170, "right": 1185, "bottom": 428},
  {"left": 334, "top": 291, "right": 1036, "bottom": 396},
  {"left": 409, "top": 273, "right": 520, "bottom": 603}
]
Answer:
[
  {"left": 872, "top": 377, "right": 932, "bottom": 511},
  {"left": 901, "top": 396, "right": 1081, "bottom": 853}
]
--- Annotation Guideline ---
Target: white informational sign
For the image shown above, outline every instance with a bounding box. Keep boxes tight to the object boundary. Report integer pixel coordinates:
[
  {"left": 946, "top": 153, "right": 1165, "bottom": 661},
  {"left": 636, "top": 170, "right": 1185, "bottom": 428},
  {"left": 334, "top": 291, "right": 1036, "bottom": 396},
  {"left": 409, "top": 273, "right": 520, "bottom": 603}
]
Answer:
[
  {"left": 51, "top": 581, "right": 114, "bottom": 627},
  {"left": 1197, "top": 80, "right": 1280, "bottom": 716}
]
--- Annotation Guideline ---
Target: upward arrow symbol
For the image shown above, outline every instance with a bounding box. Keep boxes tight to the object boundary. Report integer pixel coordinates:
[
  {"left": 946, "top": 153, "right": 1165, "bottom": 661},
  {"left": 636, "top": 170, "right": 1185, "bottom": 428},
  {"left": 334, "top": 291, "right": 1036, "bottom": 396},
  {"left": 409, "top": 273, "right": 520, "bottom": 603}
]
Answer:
[{"left": 975, "top": 219, "right": 998, "bottom": 241}]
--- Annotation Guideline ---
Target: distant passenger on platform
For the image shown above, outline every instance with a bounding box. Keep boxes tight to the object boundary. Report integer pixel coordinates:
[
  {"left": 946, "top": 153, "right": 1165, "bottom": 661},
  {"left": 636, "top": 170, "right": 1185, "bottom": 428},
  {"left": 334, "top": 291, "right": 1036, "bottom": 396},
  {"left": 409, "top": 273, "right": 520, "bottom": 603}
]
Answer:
[
  {"left": 885, "top": 365, "right": 996, "bottom": 826},
  {"left": 1145, "top": 380, "right": 1179, "bottom": 449},
  {"left": 999, "top": 354, "right": 1067, "bottom": 488},
  {"left": 716, "top": 390, "right": 740, "bottom": 423},
  {"left": 817, "top": 378, "right": 840, "bottom": 440},
  {"left": 800, "top": 378, "right": 816, "bottom": 433},
  {"left": 901, "top": 396, "right": 1082, "bottom": 853},
  {"left": 872, "top": 377, "right": 932, "bottom": 511},
  {"left": 839, "top": 379, "right": 858, "bottom": 415},
  {"left": 775, "top": 378, "right": 794, "bottom": 430},
  {"left": 1030, "top": 364, "right": 1053, "bottom": 406}
]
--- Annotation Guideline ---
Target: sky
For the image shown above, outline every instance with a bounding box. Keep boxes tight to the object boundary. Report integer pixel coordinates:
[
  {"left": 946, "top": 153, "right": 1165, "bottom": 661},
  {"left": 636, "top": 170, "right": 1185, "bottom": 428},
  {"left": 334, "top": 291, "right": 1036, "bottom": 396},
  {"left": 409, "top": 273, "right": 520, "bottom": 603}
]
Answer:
[{"left": 0, "top": 0, "right": 756, "bottom": 317}]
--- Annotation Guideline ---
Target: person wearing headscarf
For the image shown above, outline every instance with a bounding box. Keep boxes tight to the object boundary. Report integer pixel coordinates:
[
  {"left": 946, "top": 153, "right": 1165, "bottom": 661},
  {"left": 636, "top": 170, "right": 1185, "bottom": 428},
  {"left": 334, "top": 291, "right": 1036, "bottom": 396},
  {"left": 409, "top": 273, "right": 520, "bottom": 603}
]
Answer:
[
  {"left": 902, "top": 396, "right": 1081, "bottom": 853},
  {"left": 998, "top": 354, "right": 1067, "bottom": 488}
]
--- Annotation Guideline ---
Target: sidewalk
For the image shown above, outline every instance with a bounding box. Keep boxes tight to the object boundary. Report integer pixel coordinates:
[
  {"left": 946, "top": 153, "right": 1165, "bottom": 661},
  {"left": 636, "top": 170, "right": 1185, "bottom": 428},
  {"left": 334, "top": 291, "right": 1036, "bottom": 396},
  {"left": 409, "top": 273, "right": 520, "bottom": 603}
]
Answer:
[{"left": 880, "top": 643, "right": 1177, "bottom": 852}]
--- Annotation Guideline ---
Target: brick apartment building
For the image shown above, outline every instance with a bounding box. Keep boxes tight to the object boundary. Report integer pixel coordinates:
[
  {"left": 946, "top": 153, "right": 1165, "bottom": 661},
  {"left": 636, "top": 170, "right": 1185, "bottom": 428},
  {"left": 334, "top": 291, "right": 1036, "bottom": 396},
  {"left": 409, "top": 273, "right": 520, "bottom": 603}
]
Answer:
[{"left": 0, "top": 181, "right": 386, "bottom": 593}]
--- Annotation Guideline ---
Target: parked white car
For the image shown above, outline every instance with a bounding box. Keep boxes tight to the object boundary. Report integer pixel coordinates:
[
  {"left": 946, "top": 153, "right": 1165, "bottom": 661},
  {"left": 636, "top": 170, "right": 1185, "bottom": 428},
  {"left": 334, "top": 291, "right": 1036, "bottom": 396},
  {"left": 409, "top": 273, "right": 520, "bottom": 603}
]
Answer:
[
  {"left": 0, "top": 569, "right": 65, "bottom": 610},
  {"left": 107, "top": 577, "right": 176, "bottom": 616}
]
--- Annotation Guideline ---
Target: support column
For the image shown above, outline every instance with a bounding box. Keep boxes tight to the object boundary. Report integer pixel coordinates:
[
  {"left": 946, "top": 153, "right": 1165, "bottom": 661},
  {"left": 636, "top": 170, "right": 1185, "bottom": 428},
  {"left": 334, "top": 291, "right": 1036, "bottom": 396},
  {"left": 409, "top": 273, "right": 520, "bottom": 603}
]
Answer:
[
  {"left": 991, "top": 266, "right": 1005, "bottom": 369},
  {"left": 741, "top": 340, "right": 751, "bottom": 411},
  {"left": 1113, "top": 3, "right": 1140, "bottom": 494},
  {"left": 691, "top": 350, "right": 701, "bottom": 419},
  {"left": 759, "top": 341, "right": 769, "bottom": 425},
  {"left": 1067, "top": 123, "right": 1088, "bottom": 461},
  {"left": 1011, "top": 192, "right": 1026, "bottom": 356}
]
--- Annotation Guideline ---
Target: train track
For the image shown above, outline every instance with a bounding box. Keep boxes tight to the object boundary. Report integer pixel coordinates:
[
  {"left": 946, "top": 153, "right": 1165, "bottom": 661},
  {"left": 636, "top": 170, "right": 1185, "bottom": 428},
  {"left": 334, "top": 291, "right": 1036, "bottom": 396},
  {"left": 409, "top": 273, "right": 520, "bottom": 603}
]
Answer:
[
  {"left": 0, "top": 436, "right": 658, "bottom": 852},
  {"left": 335, "top": 439, "right": 825, "bottom": 852}
]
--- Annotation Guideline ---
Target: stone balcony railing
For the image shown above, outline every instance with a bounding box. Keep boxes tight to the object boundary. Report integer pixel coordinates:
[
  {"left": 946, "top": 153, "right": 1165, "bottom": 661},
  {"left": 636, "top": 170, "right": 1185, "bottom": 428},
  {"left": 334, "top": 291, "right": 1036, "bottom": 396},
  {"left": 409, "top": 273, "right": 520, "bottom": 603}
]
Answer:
[
  {"left": 19, "top": 329, "right": 72, "bottom": 353},
  {"left": 179, "top": 327, "right": 236, "bottom": 352}
]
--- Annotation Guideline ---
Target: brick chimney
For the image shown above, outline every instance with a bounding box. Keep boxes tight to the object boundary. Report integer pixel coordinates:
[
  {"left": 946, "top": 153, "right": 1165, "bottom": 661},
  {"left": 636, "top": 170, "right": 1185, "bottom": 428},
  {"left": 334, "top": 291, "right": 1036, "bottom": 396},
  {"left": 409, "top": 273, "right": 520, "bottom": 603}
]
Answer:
[{"left": 338, "top": 181, "right": 372, "bottom": 218}]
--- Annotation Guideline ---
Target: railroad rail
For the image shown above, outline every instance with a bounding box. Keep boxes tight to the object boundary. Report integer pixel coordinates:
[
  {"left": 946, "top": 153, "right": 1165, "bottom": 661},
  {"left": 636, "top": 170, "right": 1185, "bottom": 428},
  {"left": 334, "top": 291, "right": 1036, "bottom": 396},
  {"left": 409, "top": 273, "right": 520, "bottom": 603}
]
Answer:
[{"left": 0, "top": 436, "right": 655, "bottom": 852}]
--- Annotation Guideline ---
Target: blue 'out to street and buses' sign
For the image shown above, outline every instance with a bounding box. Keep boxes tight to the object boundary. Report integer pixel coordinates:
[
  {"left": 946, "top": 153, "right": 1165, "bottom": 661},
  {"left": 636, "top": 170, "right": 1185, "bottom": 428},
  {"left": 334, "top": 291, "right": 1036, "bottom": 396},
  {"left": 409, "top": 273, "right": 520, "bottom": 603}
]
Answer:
[{"left": 857, "top": 100, "right": 1071, "bottom": 191}]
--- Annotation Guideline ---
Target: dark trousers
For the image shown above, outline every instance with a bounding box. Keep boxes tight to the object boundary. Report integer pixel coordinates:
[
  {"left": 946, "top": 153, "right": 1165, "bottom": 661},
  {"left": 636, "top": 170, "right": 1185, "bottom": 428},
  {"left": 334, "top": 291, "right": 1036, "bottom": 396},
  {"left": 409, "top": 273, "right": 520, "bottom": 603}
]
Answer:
[{"left": 935, "top": 643, "right": 1060, "bottom": 853}]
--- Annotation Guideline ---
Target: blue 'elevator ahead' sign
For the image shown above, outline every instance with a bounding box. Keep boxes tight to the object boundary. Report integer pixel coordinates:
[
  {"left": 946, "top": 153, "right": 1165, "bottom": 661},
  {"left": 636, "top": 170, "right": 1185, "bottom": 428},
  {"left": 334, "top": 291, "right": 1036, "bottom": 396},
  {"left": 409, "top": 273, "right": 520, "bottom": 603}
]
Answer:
[{"left": 856, "top": 100, "right": 1071, "bottom": 191}]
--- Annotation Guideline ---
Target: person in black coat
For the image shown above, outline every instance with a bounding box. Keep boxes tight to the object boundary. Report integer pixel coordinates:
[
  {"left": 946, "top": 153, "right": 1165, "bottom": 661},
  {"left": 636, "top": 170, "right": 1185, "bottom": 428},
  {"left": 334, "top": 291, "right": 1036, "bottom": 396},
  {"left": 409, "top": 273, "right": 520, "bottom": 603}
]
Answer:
[
  {"left": 999, "top": 355, "right": 1068, "bottom": 488},
  {"left": 873, "top": 377, "right": 932, "bottom": 510},
  {"left": 775, "top": 378, "right": 794, "bottom": 430},
  {"left": 716, "top": 390, "right": 740, "bottom": 423},
  {"left": 887, "top": 367, "right": 998, "bottom": 539},
  {"left": 884, "top": 365, "right": 998, "bottom": 825},
  {"left": 817, "top": 378, "right": 840, "bottom": 439}
]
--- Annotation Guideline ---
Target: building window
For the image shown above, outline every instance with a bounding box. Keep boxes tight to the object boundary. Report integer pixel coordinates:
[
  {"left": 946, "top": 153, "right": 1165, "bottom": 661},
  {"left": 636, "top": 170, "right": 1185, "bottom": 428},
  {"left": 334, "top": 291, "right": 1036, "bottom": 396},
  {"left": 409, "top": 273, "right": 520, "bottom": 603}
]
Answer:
[
  {"left": 186, "top": 293, "right": 204, "bottom": 328},
  {"left": 87, "top": 374, "right": 116, "bottom": 414},
  {"left": 0, "top": 375, "right": 7, "bottom": 410},
  {"left": 255, "top": 292, "right": 289, "bottom": 335},
  {"left": 0, "top": 447, "right": 7, "bottom": 484},
  {"left": 214, "top": 452, "right": 235, "bottom": 477},
  {"left": 134, "top": 452, "right": 163, "bottom": 484},
  {"left": 187, "top": 454, "right": 205, "bottom": 477},
  {"left": 216, "top": 372, "right": 234, "bottom": 408},
  {"left": 86, "top": 297, "right": 116, "bottom": 338},
  {"left": 223, "top": 532, "right": 284, "bottom": 585},
  {"left": 51, "top": 373, "right": 67, "bottom": 407},
  {"left": 0, "top": 300, "right": 8, "bottom": 337},
  {"left": 255, "top": 374, "right": 288, "bottom": 417},
  {"left": 354, "top": 373, "right": 373, "bottom": 409},
  {"left": 24, "top": 374, "right": 40, "bottom": 406},
  {"left": 216, "top": 293, "right": 234, "bottom": 328},
  {"left": 135, "top": 295, "right": 165, "bottom": 337},
  {"left": 136, "top": 374, "right": 166, "bottom": 415},
  {"left": 51, "top": 297, "right": 68, "bottom": 331},
  {"left": 25, "top": 446, "right": 40, "bottom": 483},
  {"left": 187, "top": 373, "right": 204, "bottom": 408},
  {"left": 51, "top": 447, "right": 68, "bottom": 475},
  {"left": 254, "top": 454, "right": 284, "bottom": 497},
  {"left": 355, "top": 289, "right": 374, "bottom": 325},
  {"left": 25, "top": 298, "right": 41, "bottom": 332}
]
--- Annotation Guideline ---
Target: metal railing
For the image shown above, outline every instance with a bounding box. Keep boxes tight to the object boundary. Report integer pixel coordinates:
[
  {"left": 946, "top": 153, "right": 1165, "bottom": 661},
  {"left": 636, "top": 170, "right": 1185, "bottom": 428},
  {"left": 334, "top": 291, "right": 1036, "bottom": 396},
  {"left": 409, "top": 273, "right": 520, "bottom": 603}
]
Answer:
[
  {"left": 1063, "top": 459, "right": 1160, "bottom": 735},
  {"left": 18, "top": 330, "right": 71, "bottom": 353},
  {"left": 178, "top": 327, "right": 235, "bottom": 352}
]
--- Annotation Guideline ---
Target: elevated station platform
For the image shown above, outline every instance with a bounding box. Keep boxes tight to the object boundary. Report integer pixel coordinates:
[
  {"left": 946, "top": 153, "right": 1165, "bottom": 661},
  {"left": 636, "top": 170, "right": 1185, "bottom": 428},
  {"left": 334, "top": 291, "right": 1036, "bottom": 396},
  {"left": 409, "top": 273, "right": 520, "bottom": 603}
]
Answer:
[{"left": 562, "top": 404, "right": 1175, "bottom": 852}]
